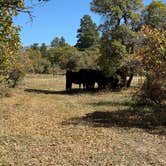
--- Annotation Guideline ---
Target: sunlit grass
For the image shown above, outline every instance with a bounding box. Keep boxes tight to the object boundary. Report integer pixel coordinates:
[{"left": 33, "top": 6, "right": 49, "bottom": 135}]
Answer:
[{"left": 0, "top": 74, "right": 165, "bottom": 165}]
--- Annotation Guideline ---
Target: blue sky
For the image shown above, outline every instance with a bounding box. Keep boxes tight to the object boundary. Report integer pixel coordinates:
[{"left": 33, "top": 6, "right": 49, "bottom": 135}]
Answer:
[{"left": 14, "top": 0, "right": 165, "bottom": 46}]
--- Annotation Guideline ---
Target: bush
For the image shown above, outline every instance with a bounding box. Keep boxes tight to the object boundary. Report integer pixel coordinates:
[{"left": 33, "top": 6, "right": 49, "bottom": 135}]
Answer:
[
  {"left": 7, "top": 67, "right": 25, "bottom": 88},
  {"left": 33, "top": 58, "right": 52, "bottom": 74},
  {"left": 136, "top": 26, "right": 166, "bottom": 105},
  {"left": 140, "top": 75, "right": 166, "bottom": 105}
]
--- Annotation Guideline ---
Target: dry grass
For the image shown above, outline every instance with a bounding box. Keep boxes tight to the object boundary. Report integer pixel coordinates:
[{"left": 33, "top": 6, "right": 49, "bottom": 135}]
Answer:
[{"left": 0, "top": 74, "right": 165, "bottom": 165}]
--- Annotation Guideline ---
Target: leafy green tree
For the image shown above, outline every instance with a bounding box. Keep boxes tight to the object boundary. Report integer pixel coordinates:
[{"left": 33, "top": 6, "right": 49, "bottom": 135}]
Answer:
[
  {"left": 0, "top": 0, "right": 49, "bottom": 90},
  {"left": 47, "top": 45, "right": 101, "bottom": 71},
  {"left": 136, "top": 26, "right": 166, "bottom": 104},
  {"left": 31, "top": 43, "right": 40, "bottom": 50},
  {"left": 142, "top": 0, "right": 166, "bottom": 30},
  {"left": 59, "top": 46, "right": 83, "bottom": 70},
  {"left": 20, "top": 48, "right": 34, "bottom": 73},
  {"left": 51, "top": 36, "right": 68, "bottom": 48},
  {"left": 91, "top": 0, "right": 143, "bottom": 31},
  {"left": 47, "top": 46, "right": 82, "bottom": 70},
  {"left": 47, "top": 47, "right": 63, "bottom": 66},
  {"left": 22, "top": 48, "right": 51, "bottom": 74},
  {"left": 0, "top": 1, "right": 22, "bottom": 86},
  {"left": 91, "top": 0, "right": 143, "bottom": 81},
  {"left": 75, "top": 14, "right": 99, "bottom": 50}
]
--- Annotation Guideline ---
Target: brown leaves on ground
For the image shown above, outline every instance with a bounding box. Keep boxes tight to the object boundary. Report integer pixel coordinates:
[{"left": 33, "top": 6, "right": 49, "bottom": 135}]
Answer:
[{"left": 0, "top": 74, "right": 165, "bottom": 165}]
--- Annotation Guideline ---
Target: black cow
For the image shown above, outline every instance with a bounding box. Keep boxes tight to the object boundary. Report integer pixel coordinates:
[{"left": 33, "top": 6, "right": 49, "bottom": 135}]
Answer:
[
  {"left": 66, "top": 70, "right": 83, "bottom": 92},
  {"left": 66, "top": 68, "right": 130, "bottom": 92},
  {"left": 66, "top": 69, "right": 107, "bottom": 92},
  {"left": 78, "top": 69, "right": 107, "bottom": 90},
  {"left": 78, "top": 69, "right": 95, "bottom": 90}
]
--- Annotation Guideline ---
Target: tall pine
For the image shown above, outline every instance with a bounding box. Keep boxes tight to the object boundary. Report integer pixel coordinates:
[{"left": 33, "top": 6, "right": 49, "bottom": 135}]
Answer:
[{"left": 75, "top": 15, "right": 99, "bottom": 51}]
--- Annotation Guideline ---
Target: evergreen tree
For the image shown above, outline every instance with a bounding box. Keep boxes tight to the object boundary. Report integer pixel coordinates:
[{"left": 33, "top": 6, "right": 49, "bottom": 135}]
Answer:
[
  {"left": 51, "top": 36, "right": 68, "bottom": 48},
  {"left": 59, "top": 37, "right": 67, "bottom": 47},
  {"left": 40, "top": 43, "right": 47, "bottom": 57},
  {"left": 31, "top": 43, "right": 40, "bottom": 51},
  {"left": 75, "top": 14, "right": 99, "bottom": 50}
]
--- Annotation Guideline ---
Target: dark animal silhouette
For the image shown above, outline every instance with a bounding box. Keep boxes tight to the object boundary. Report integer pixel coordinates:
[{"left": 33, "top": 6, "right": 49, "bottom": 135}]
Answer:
[
  {"left": 66, "top": 67, "right": 134, "bottom": 92},
  {"left": 79, "top": 69, "right": 102, "bottom": 90},
  {"left": 66, "top": 69, "right": 107, "bottom": 92},
  {"left": 66, "top": 70, "right": 83, "bottom": 92}
]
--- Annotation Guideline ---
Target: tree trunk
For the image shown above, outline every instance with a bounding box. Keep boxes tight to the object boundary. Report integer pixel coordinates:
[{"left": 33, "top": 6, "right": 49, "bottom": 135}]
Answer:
[{"left": 127, "top": 73, "right": 134, "bottom": 87}]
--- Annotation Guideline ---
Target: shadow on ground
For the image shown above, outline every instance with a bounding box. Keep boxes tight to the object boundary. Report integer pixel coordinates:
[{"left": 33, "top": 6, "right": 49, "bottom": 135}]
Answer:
[
  {"left": 24, "top": 88, "right": 100, "bottom": 95},
  {"left": 25, "top": 88, "right": 66, "bottom": 95},
  {"left": 62, "top": 103, "right": 166, "bottom": 136},
  {"left": 89, "top": 100, "right": 135, "bottom": 107}
]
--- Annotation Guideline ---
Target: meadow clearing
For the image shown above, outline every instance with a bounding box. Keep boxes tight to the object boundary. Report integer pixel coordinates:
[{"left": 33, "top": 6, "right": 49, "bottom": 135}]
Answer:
[{"left": 0, "top": 74, "right": 165, "bottom": 165}]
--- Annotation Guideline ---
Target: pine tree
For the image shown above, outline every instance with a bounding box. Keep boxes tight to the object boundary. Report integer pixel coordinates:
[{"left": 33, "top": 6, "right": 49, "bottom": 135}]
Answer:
[
  {"left": 75, "top": 15, "right": 99, "bottom": 50},
  {"left": 51, "top": 36, "right": 68, "bottom": 48},
  {"left": 40, "top": 43, "right": 47, "bottom": 57}
]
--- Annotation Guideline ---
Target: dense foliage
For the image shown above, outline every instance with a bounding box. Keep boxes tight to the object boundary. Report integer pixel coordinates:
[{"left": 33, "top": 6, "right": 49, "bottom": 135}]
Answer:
[
  {"left": 24, "top": 42, "right": 101, "bottom": 73},
  {"left": 1, "top": 0, "right": 166, "bottom": 104},
  {"left": 137, "top": 26, "right": 166, "bottom": 104},
  {"left": 0, "top": 0, "right": 49, "bottom": 96},
  {"left": 91, "top": 0, "right": 142, "bottom": 79},
  {"left": 142, "top": 0, "right": 166, "bottom": 30},
  {"left": 51, "top": 36, "right": 68, "bottom": 48},
  {"left": 75, "top": 15, "right": 99, "bottom": 50},
  {"left": 0, "top": 0, "right": 24, "bottom": 91},
  {"left": 90, "top": 0, "right": 166, "bottom": 103}
]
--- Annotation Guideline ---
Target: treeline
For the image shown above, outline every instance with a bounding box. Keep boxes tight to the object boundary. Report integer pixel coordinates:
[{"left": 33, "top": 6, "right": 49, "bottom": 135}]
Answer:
[
  {"left": 0, "top": 0, "right": 166, "bottom": 104},
  {"left": 21, "top": 31, "right": 100, "bottom": 75},
  {"left": 21, "top": 14, "right": 100, "bottom": 75}
]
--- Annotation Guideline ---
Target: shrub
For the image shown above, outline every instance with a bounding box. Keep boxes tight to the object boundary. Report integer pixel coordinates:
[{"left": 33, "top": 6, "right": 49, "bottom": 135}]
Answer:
[
  {"left": 140, "top": 75, "right": 166, "bottom": 104},
  {"left": 136, "top": 26, "right": 166, "bottom": 104}
]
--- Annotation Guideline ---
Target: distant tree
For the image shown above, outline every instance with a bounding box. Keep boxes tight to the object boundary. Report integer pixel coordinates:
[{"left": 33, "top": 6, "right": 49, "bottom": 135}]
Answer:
[
  {"left": 20, "top": 48, "right": 34, "bottom": 73},
  {"left": 47, "top": 47, "right": 63, "bottom": 66},
  {"left": 51, "top": 36, "right": 68, "bottom": 48},
  {"left": 31, "top": 43, "right": 40, "bottom": 50},
  {"left": 47, "top": 46, "right": 87, "bottom": 70},
  {"left": 58, "top": 46, "right": 82, "bottom": 70},
  {"left": 142, "top": 0, "right": 166, "bottom": 30},
  {"left": 75, "top": 14, "right": 99, "bottom": 50},
  {"left": 59, "top": 36, "right": 67, "bottom": 47},
  {"left": 22, "top": 48, "right": 51, "bottom": 74},
  {"left": 40, "top": 43, "right": 47, "bottom": 57}
]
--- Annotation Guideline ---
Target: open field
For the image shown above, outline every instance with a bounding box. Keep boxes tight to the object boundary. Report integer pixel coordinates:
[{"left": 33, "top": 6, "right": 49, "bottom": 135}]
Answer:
[{"left": 0, "top": 74, "right": 165, "bottom": 165}]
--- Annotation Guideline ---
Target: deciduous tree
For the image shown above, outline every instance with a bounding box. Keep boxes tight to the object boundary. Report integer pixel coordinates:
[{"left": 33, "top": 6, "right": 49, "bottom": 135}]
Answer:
[
  {"left": 0, "top": 0, "right": 49, "bottom": 89},
  {"left": 136, "top": 26, "right": 166, "bottom": 104},
  {"left": 142, "top": 0, "right": 166, "bottom": 30}
]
